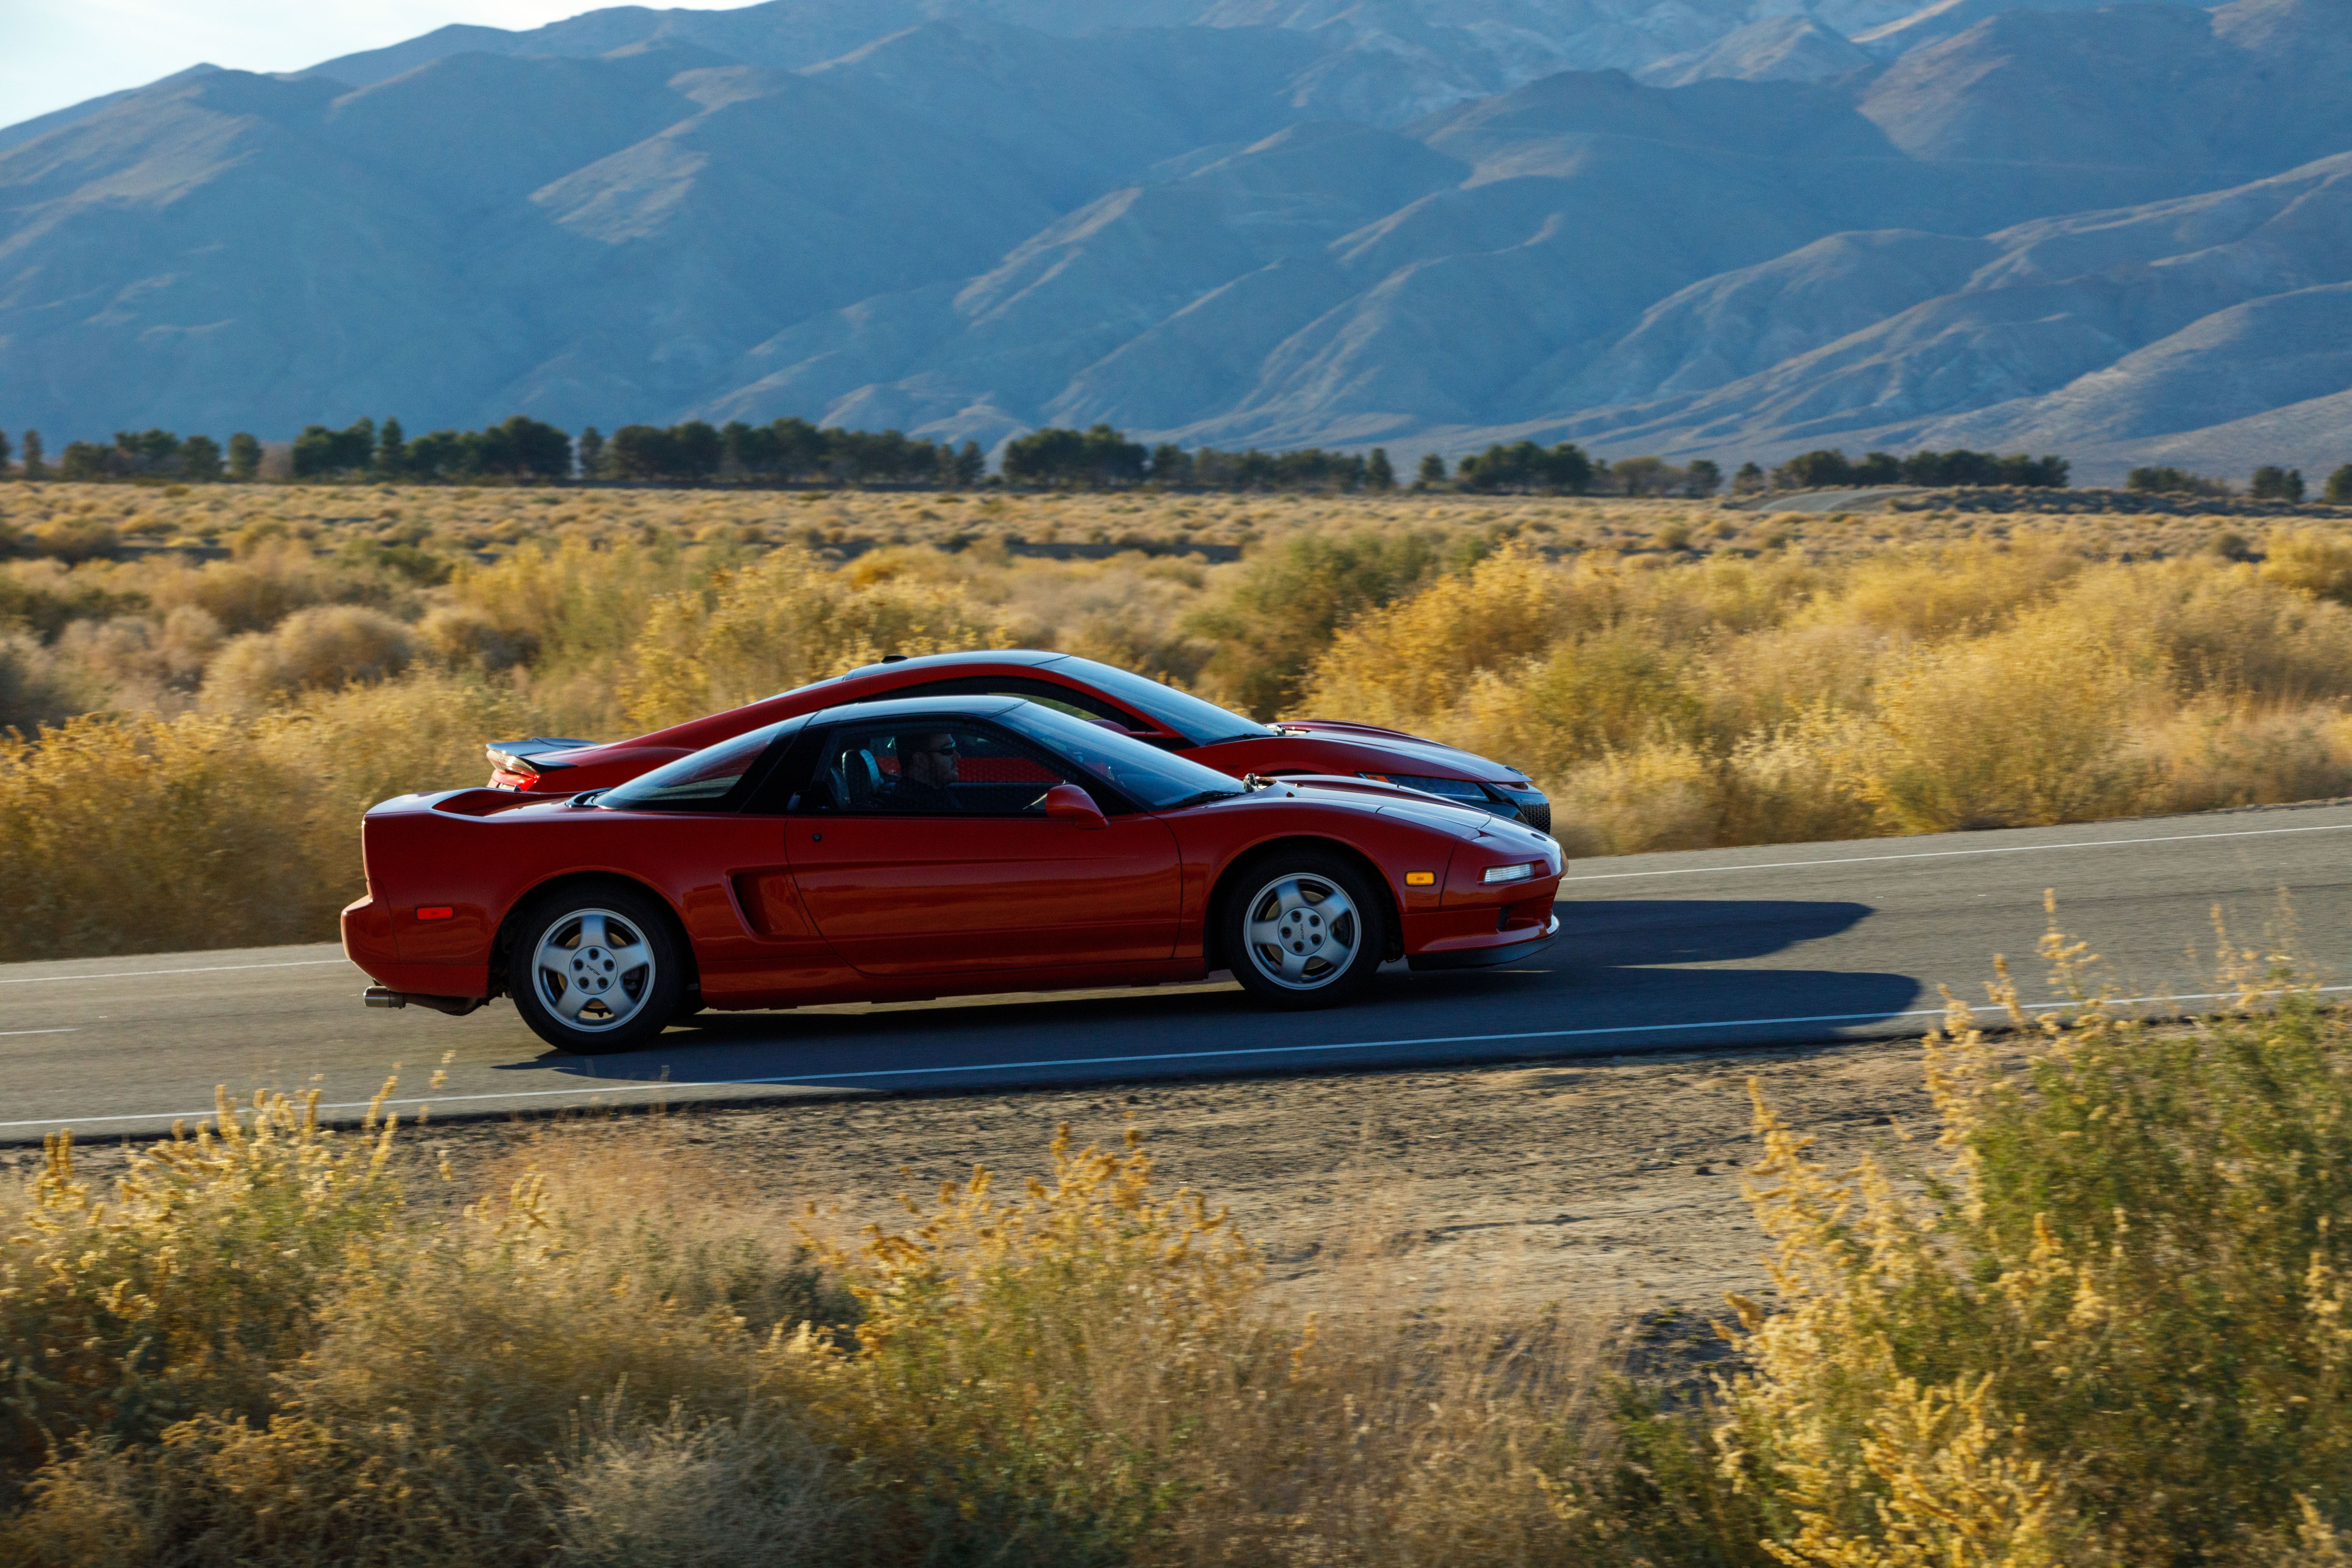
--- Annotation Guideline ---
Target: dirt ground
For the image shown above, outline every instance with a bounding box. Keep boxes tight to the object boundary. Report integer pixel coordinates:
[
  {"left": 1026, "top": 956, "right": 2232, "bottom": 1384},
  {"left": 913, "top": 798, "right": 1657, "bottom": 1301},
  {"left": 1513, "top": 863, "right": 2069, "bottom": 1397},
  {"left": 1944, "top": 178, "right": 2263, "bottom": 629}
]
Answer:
[
  {"left": 394, "top": 1034, "right": 1947, "bottom": 1323},
  {"left": 4, "top": 1032, "right": 1971, "bottom": 1323}
]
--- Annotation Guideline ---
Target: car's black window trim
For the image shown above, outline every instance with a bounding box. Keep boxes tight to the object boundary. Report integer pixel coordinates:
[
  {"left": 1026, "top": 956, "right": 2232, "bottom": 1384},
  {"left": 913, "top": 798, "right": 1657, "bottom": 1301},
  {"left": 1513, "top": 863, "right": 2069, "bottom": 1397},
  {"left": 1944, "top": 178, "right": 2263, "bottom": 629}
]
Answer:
[
  {"left": 597, "top": 718, "right": 807, "bottom": 814},
  {"left": 735, "top": 724, "right": 830, "bottom": 815}
]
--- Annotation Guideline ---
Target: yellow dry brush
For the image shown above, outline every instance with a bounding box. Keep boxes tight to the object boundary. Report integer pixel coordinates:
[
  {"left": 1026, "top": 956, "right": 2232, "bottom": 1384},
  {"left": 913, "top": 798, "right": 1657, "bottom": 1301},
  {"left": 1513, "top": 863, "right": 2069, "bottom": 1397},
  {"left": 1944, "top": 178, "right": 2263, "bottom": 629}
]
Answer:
[
  {"left": 1714, "top": 899, "right": 2352, "bottom": 1568},
  {"left": 0, "top": 1085, "right": 405, "bottom": 1486},
  {"left": 23, "top": 499, "right": 2352, "bottom": 959}
]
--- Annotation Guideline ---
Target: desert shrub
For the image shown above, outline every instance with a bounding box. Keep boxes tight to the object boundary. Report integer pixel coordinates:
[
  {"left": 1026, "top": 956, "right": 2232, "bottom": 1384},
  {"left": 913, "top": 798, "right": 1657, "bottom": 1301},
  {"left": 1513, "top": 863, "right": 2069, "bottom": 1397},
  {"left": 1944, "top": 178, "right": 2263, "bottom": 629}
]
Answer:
[
  {"left": 2265, "top": 526, "right": 2352, "bottom": 606},
  {"left": 23, "top": 515, "right": 120, "bottom": 564},
  {"left": 0, "top": 1105, "right": 1636, "bottom": 1568},
  {"left": 2057, "top": 558, "right": 2352, "bottom": 701},
  {"left": 31, "top": 492, "right": 2352, "bottom": 953},
  {"left": 415, "top": 601, "right": 534, "bottom": 671},
  {"left": 48, "top": 607, "right": 222, "bottom": 711},
  {"left": 0, "top": 672, "right": 522, "bottom": 960},
  {"left": 144, "top": 540, "right": 385, "bottom": 634},
  {"left": 1295, "top": 539, "right": 2352, "bottom": 852},
  {"left": 2138, "top": 697, "right": 2352, "bottom": 813},
  {"left": 548, "top": 1405, "right": 852, "bottom": 1568},
  {"left": 622, "top": 546, "right": 1004, "bottom": 730},
  {"left": 443, "top": 535, "right": 717, "bottom": 733},
  {"left": 1714, "top": 918, "right": 2352, "bottom": 1566},
  {"left": 198, "top": 604, "right": 418, "bottom": 710},
  {"left": 1820, "top": 611, "right": 2160, "bottom": 832},
  {"left": 1300, "top": 547, "right": 1564, "bottom": 728},
  {"left": 0, "top": 1109, "right": 860, "bottom": 1568},
  {"left": 1190, "top": 528, "right": 1466, "bottom": 718},
  {"left": 1797, "top": 536, "right": 2084, "bottom": 642},
  {"left": 0, "top": 559, "right": 148, "bottom": 639},
  {"left": 0, "top": 1091, "right": 404, "bottom": 1503},
  {"left": 0, "top": 629, "right": 85, "bottom": 734},
  {"left": 789, "top": 1126, "right": 1260, "bottom": 1563},
  {"left": 985, "top": 552, "right": 1217, "bottom": 687}
]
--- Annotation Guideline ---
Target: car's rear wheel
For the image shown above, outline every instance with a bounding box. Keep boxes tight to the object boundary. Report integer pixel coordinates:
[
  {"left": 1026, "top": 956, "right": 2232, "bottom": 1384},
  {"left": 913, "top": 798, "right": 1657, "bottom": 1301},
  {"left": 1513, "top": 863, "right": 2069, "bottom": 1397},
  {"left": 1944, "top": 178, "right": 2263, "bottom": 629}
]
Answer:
[
  {"left": 510, "top": 886, "right": 682, "bottom": 1054},
  {"left": 1223, "top": 853, "right": 1386, "bottom": 1008}
]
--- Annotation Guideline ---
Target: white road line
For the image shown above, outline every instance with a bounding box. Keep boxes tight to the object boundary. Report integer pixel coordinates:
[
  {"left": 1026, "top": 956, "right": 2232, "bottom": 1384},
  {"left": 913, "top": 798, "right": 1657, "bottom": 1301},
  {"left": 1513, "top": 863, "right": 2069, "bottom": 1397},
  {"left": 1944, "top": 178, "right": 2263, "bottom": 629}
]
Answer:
[
  {"left": 1565, "top": 820, "right": 2352, "bottom": 881},
  {"left": 9, "top": 985, "right": 2345, "bottom": 1132},
  {"left": 0, "top": 959, "right": 352, "bottom": 986},
  {"left": 0, "top": 1028, "right": 79, "bottom": 1038}
]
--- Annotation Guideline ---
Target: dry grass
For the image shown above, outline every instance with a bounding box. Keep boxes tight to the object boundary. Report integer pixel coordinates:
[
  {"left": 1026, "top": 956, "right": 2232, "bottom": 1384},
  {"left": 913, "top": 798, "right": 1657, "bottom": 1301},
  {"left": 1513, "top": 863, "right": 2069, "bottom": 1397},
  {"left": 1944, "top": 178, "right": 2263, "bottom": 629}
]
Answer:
[
  {"left": 1306, "top": 544, "right": 2352, "bottom": 855},
  {"left": 1709, "top": 915, "right": 2352, "bottom": 1567},
  {"left": 0, "top": 1097, "right": 1639, "bottom": 1568},
  {"left": 12, "top": 482, "right": 2352, "bottom": 960}
]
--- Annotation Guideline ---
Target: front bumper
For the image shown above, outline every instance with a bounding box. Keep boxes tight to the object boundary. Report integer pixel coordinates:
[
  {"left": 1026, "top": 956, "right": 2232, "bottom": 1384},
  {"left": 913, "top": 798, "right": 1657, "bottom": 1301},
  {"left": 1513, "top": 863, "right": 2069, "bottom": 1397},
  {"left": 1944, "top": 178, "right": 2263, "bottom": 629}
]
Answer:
[{"left": 1407, "top": 915, "right": 1559, "bottom": 971}]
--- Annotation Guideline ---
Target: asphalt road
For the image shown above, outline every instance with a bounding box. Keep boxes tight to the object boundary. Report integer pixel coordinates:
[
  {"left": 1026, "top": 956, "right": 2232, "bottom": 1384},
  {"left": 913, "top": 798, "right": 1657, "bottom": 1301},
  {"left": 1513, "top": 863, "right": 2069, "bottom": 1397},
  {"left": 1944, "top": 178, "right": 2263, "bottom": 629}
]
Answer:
[{"left": 8, "top": 802, "right": 2352, "bottom": 1142}]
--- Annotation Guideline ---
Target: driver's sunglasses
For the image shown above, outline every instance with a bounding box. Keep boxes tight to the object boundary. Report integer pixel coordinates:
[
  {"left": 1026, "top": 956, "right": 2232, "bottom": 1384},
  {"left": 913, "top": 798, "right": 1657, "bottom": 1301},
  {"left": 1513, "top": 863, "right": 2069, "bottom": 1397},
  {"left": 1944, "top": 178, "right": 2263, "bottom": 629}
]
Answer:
[{"left": 915, "top": 740, "right": 958, "bottom": 757}]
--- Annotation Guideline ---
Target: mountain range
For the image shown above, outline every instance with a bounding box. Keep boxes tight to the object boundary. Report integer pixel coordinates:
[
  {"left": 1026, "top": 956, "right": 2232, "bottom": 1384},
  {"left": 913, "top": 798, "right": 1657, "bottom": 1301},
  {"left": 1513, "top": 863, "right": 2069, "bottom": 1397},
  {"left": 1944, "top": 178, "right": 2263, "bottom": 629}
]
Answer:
[{"left": 3, "top": 0, "right": 2348, "bottom": 481}]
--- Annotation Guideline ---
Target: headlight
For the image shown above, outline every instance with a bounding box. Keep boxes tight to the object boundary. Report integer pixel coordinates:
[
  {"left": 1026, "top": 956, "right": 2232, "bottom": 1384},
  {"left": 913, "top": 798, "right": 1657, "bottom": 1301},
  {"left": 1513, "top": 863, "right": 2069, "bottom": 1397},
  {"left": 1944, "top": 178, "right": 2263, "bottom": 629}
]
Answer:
[{"left": 1481, "top": 861, "right": 1538, "bottom": 884}]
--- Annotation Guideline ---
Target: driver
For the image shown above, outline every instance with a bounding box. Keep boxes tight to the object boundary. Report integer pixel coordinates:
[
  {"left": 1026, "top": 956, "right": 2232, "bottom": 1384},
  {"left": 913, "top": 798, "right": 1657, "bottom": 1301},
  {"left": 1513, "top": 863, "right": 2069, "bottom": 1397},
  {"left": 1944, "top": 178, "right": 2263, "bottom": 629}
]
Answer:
[{"left": 884, "top": 729, "right": 962, "bottom": 811}]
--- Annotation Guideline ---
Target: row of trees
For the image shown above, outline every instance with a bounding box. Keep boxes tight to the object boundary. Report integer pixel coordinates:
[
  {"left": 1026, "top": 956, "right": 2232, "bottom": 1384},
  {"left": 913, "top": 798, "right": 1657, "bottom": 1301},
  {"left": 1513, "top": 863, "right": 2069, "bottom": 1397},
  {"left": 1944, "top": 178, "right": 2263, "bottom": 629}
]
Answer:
[
  {"left": 6, "top": 428, "right": 264, "bottom": 483},
  {"left": 629, "top": 419, "right": 988, "bottom": 486},
  {"left": 284, "top": 416, "right": 986, "bottom": 486},
  {"left": 998, "top": 424, "right": 1404, "bottom": 492},
  {"left": 8, "top": 418, "right": 2352, "bottom": 504},
  {"left": 2129, "top": 464, "right": 2352, "bottom": 503},
  {"left": 1773, "top": 447, "right": 2072, "bottom": 490},
  {"left": 293, "top": 416, "right": 575, "bottom": 481}
]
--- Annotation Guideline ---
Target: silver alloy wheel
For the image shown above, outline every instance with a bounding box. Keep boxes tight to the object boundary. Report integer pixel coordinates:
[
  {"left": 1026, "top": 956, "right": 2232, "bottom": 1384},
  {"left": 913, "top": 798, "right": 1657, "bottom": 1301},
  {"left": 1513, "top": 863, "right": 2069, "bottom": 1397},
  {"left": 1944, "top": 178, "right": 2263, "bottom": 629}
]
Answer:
[
  {"left": 530, "top": 908, "right": 656, "bottom": 1032},
  {"left": 1241, "top": 872, "right": 1362, "bottom": 991}
]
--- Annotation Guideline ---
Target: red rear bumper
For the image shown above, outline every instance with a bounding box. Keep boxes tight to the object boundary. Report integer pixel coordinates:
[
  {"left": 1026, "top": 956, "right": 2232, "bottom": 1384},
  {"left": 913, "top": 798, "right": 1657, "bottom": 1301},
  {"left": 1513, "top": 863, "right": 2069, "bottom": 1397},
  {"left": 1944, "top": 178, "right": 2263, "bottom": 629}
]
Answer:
[{"left": 341, "top": 896, "right": 491, "bottom": 999}]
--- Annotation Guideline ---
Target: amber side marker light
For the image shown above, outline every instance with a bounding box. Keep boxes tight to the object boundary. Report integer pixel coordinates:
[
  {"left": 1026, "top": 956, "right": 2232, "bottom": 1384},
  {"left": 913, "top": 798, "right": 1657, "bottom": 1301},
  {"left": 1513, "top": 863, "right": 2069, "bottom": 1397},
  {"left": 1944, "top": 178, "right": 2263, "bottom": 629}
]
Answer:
[
  {"left": 1405, "top": 871, "right": 1436, "bottom": 886},
  {"left": 417, "top": 906, "right": 455, "bottom": 921}
]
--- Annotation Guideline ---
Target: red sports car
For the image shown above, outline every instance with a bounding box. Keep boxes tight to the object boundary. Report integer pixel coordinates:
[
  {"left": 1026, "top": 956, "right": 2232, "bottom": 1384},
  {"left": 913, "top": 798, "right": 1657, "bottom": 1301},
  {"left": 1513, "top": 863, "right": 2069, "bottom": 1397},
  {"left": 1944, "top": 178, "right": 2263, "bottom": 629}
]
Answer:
[
  {"left": 348, "top": 694, "right": 1564, "bottom": 1053},
  {"left": 485, "top": 650, "right": 1552, "bottom": 834}
]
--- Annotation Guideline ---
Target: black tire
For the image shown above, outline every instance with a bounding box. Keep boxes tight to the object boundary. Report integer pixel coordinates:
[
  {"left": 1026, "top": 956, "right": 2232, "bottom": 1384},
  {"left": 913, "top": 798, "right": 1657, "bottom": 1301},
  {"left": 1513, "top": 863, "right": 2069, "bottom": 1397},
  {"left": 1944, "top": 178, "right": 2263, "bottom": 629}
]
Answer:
[
  {"left": 509, "top": 883, "right": 684, "bottom": 1054},
  {"left": 1220, "top": 851, "right": 1387, "bottom": 1009}
]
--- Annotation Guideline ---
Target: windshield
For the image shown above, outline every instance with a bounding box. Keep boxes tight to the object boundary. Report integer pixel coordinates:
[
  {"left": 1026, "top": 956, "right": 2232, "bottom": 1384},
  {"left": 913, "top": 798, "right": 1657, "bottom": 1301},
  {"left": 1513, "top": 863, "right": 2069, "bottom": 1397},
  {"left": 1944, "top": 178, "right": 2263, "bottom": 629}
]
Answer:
[
  {"left": 1048, "top": 658, "right": 1274, "bottom": 745},
  {"left": 997, "top": 702, "right": 1247, "bottom": 810},
  {"left": 598, "top": 721, "right": 790, "bottom": 811}
]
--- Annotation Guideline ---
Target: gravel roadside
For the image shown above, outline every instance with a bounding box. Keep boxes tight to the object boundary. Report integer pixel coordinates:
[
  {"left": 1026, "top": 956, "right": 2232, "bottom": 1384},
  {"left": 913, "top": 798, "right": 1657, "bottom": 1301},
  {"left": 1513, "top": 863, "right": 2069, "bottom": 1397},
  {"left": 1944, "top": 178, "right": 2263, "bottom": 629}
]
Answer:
[{"left": 387, "top": 1034, "right": 1945, "bottom": 1320}]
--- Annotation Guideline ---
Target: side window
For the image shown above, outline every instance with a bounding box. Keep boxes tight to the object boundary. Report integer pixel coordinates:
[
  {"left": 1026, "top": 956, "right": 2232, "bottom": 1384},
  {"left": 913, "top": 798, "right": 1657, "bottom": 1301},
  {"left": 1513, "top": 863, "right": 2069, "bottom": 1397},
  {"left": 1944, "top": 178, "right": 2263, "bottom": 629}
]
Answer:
[{"left": 797, "top": 722, "right": 1078, "bottom": 816}]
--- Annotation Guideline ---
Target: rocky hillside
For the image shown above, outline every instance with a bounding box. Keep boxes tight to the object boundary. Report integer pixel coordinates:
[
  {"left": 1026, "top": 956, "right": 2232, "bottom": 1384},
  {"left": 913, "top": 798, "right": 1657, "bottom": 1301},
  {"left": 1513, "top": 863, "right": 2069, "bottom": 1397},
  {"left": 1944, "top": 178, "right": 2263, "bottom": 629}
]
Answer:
[{"left": 3, "top": 0, "right": 2346, "bottom": 480}]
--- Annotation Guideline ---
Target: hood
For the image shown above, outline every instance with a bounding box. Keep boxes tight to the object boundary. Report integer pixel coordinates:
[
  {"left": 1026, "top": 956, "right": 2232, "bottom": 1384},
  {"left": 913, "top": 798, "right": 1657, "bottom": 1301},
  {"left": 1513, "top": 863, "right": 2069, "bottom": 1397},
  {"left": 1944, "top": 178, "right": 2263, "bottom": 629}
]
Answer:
[
  {"left": 1279, "top": 721, "right": 1528, "bottom": 783},
  {"left": 1279, "top": 778, "right": 1499, "bottom": 838}
]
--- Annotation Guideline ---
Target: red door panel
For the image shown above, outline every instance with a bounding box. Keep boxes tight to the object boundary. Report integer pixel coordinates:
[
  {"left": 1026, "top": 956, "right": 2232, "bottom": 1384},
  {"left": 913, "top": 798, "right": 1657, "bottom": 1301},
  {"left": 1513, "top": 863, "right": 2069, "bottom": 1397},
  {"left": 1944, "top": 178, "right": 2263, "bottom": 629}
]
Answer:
[{"left": 787, "top": 814, "right": 1182, "bottom": 976}]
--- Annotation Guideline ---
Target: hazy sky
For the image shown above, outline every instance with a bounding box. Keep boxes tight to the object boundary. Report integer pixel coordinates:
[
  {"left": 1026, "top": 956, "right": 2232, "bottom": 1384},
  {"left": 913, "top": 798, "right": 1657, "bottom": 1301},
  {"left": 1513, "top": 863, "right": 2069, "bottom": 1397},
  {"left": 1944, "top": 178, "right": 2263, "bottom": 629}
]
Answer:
[{"left": 0, "top": 0, "right": 761, "bottom": 129}]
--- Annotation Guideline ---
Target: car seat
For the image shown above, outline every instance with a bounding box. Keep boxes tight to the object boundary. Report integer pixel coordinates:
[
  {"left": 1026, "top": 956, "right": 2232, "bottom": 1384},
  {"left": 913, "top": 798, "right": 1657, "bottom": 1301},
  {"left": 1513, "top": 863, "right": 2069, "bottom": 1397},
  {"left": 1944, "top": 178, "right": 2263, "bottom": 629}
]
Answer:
[{"left": 835, "top": 747, "right": 881, "bottom": 809}]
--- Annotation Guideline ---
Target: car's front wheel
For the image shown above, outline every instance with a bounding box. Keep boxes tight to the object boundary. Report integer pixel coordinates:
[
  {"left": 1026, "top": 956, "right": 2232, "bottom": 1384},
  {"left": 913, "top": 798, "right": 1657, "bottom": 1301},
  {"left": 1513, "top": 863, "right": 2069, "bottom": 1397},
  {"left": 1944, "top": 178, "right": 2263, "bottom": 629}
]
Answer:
[
  {"left": 510, "top": 885, "right": 683, "bottom": 1054},
  {"left": 1222, "top": 852, "right": 1386, "bottom": 1008}
]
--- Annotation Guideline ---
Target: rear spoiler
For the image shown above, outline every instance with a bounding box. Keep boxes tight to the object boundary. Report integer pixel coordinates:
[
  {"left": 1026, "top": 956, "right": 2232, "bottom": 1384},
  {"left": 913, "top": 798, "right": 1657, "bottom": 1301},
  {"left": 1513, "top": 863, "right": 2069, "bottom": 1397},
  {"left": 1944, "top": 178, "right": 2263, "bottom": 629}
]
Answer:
[{"left": 486, "top": 737, "right": 597, "bottom": 778}]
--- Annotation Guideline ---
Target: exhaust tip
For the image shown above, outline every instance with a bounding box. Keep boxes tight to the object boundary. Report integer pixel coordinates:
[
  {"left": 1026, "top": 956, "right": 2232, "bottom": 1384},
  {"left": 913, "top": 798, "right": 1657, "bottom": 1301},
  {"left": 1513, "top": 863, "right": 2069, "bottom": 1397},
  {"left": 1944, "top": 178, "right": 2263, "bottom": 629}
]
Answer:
[{"left": 363, "top": 987, "right": 407, "bottom": 1009}]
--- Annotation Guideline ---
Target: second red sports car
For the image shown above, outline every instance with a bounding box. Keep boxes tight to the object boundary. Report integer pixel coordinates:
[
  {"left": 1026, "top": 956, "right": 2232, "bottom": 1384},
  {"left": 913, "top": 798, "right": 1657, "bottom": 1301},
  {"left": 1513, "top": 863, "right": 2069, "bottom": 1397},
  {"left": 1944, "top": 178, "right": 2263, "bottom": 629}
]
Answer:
[
  {"left": 350, "top": 694, "right": 1564, "bottom": 1052},
  {"left": 485, "top": 650, "right": 1553, "bottom": 834}
]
